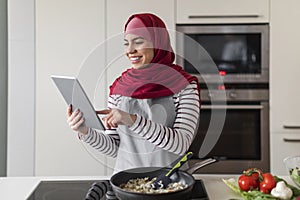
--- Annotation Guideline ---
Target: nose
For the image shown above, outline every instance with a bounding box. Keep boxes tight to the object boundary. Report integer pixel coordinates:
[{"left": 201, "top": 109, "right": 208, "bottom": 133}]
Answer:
[{"left": 125, "top": 43, "right": 137, "bottom": 54}]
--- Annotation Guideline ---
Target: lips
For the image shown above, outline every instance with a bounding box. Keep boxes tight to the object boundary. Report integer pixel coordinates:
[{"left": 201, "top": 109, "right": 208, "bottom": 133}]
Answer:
[{"left": 129, "top": 56, "right": 142, "bottom": 64}]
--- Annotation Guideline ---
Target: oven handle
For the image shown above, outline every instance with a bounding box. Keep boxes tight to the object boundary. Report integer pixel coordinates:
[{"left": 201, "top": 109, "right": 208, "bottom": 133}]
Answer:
[
  {"left": 188, "top": 14, "right": 260, "bottom": 19},
  {"left": 201, "top": 105, "right": 263, "bottom": 109}
]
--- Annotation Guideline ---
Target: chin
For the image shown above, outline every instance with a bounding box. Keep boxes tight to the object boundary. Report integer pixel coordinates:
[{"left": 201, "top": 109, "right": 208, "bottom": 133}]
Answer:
[
  {"left": 132, "top": 64, "right": 150, "bottom": 69},
  {"left": 132, "top": 65, "right": 143, "bottom": 69}
]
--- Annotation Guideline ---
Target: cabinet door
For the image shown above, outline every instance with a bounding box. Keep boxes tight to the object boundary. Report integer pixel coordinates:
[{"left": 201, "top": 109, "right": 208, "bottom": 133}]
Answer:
[
  {"left": 270, "top": 0, "right": 300, "bottom": 133},
  {"left": 271, "top": 133, "right": 300, "bottom": 175},
  {"left": 176, "top": 0, "right": 269, "bottom": 24},
  {"left": 106, "top": 0, "right": 175, "bottom": 174},
  {"left": 35, "top": 0, "right": 107, "bottom": 176}
]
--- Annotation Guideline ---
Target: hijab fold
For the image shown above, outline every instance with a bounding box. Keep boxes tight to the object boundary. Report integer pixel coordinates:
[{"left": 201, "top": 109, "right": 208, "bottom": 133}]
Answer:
[{"left": 109, "top": 13, "right": 200, "bottom": 100}]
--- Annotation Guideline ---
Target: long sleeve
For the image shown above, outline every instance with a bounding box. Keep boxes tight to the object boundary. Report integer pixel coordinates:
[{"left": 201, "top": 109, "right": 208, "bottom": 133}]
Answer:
[
  {"left": 79, "top": 95, "right": 121, "bottom": 158},
  {"left": 129, "top": 82, "right": 200, "bottom": 155}
]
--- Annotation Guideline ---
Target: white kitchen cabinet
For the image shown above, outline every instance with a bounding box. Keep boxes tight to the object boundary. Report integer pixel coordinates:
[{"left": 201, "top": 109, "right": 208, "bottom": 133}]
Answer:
[
  {"left": 35, "top": 0, "right": 108, "bottom": 176},
  {"left": 270, "top": 0, "right": 300, "bottom": 133},
  {"left": 176, "top": 0, "right": 270, "bottom": 24},
  {"left": 105, "top": 0, "right": 175, "bottom": 174},
  {"left": 270, "top": 0, "right": 300, "bottom": 174},
  {"left": 270, "top": 133, "right": 300, "bottom": 175}
]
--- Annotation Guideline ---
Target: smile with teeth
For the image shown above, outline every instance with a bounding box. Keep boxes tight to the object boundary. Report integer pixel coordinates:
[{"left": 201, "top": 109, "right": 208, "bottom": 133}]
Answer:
[{"left": 129, "top": 56, "right": 142, "bottom": 63}]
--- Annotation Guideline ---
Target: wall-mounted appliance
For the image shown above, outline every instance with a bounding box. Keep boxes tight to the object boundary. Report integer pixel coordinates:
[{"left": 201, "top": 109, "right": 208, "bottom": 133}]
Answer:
[{"left": 176, "top": 24, "right": 270, "bottom": 173}]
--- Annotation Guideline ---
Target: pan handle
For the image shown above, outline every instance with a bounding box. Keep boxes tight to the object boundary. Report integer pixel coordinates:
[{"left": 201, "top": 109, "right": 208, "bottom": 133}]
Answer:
[{"left": 186, "top": 158, "right": 218, "bottom": 174}]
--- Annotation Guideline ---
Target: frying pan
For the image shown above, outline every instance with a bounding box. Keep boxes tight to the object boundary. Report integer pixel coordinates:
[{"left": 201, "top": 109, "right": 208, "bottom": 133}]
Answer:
[{"left": 110, "top": 158, "right": 217, "bottom": 200}]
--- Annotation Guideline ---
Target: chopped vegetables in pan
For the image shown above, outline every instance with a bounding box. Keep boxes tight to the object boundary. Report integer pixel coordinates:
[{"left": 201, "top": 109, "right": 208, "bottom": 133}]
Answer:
[{"left": 120, "top": 177, "right": 187, "bottom": 194}]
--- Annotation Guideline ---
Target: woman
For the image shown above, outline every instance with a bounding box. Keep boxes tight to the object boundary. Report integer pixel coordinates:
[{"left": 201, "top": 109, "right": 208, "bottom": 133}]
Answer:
[{"left": 67, "top": 13, "right": 200, "bottom": 173}]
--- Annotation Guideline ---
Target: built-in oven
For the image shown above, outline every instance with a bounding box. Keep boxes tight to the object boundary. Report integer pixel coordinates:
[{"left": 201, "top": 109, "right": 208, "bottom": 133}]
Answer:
[
  {"left": 176, "top": 24, "right": 270, "bottom": 173},
  {"left": 188, "top": 85, "right": 269, "bottom": 174}
]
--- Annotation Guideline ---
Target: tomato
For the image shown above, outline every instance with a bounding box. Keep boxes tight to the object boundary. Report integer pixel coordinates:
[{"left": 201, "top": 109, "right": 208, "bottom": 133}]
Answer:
[
  {"left": 238, "top": 174, "right": 259, "bottom": 191},
  {"left": 259, "top": 173, "right": 276, "bottom": 194}
]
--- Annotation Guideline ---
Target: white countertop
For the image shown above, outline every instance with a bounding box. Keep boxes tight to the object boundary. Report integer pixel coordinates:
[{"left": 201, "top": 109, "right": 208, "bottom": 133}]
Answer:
[{"left": 0, "top": 174, "right": 293, "bottom": 199}]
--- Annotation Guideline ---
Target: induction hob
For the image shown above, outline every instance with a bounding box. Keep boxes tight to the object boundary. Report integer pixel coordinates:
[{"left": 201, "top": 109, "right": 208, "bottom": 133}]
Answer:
[{"left": 27, "top": 180, "right": 209, "bottom": 200}]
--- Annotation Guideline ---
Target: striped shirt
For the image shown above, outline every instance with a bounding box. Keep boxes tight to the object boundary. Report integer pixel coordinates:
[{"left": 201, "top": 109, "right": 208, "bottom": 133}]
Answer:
[{"left": 81, "top": 82, "right": 200, "bottom": 158}]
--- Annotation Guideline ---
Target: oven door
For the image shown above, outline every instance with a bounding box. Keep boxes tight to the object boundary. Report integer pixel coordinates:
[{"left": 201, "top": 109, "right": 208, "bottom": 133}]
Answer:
[{"left": 189, "top": 102, "right": 270, "bottom": 173}]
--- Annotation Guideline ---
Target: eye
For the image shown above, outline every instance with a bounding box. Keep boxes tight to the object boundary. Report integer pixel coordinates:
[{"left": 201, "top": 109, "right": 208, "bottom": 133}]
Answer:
[
  {"left": 123, "top": 42, "right": 129, "bottom": 46},
  {"left": 134, "top": 40, "right": 144, "bottom": 45}
]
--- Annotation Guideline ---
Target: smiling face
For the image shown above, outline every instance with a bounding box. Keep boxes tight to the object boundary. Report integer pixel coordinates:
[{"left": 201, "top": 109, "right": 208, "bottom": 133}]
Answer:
[{"left": 124, "top": 34, "right": 154, "bottom": 69}]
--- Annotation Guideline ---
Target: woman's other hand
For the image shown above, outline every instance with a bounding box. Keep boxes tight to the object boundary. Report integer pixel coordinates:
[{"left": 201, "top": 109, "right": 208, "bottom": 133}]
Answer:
[
  {"left": 67, "top": 104, "right": 88, "bottom": 135},
  {"left": 96, "top": 108, "right": 137, "bottom": 129}
]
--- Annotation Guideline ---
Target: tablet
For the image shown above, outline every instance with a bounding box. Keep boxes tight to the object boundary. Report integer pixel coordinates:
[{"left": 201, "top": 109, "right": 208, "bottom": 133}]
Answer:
[{"left": 51, "top": 75, "right": 105, "bottom": 130}]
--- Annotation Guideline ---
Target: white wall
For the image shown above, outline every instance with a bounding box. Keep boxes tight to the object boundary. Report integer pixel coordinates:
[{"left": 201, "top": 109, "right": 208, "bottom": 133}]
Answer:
[
  {"left": 0, "top": 0, "right": 7, "bottom": 176},
  {"left": 7, "top": 0, "right": 35, "bottom": 176},
  {"left": 35, "top": 0, "right": 108, "bottom": 176},
  {"left": 9, "top": 0, "right": 176, "bottom": 176}
]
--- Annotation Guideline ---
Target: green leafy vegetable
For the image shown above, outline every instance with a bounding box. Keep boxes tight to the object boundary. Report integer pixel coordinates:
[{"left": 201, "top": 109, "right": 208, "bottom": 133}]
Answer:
[
  {"left": 290, "top": 168, "right": 300, "bottom": 187},
  {"left": 223, "top": 177, "right": 300, "bottom": 200},
  {"left": 223, "top": 178, "right": 277, "bottom": 200}
]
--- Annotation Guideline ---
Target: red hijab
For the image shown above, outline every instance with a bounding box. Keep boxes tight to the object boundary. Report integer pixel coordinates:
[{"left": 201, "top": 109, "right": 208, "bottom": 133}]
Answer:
[{"left": 109, "top": 13, "right": 200, "bottom": 100}]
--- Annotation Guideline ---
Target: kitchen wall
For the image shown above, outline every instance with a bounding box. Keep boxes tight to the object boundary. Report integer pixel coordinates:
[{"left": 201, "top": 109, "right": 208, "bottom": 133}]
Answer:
[
  {"left": 8, "top": 0, "right": 299, "bottom": 176},
  {"left": 7, "top": 0, "right": 35, "bottom": 176},
  {"left": 0, "top": 0, "right": 7, "bottom": 176},
  {"left": 10, "top": 0, "right": 268, "bottom": 176}
]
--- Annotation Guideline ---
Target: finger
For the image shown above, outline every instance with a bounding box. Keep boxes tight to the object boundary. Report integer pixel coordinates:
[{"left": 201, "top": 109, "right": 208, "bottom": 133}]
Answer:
[
  {"left": 103, "top": 110, "right": 116, "bottom": 129},
  {"left": 107, "top": 117, "right": 118, "bottom": 128},
  {"left": 111, "top": 120, "right": 118, "bottom": 128},
  {"left": 71, "top": 117, "right": 85, "bottom": 131},
  {"left": 104, "top": 118, "right": 111, "bottom": 130},
  {"left": 67, "top": 104, "right": 73, "bottom": 116},
  {"left": 68, "top": 111, "right": 83, "bottom": 126},
  {"left": 69, "top": 112, "right": 83, "bottom": 127},
  {"left": 67, "top": 109, "right": 80, "bottom": 124},
  {"left": 102, "top": 111, "right": 113, "bottom": 123},
  {"left": 96, "top": 109, "right": 111, "bottom": 115}
]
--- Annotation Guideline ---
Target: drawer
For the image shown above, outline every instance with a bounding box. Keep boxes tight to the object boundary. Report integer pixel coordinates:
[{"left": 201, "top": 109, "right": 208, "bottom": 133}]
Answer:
[
  {"left": 176, "top": 0, "right": 270, "bottom": 24},
  {"left": 270, "top": 133, "right": 300, "bottom": 175}
]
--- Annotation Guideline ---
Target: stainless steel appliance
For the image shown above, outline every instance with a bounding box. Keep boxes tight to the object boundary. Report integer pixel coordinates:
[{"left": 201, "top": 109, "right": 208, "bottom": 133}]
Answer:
[
  {"left": 189, "top": 85, "right": 269, "bottom": 174},
  {"left": 176, "top": 24, "right": 269, "bottom": 84},
  {"left": 176, "top": 24, "right": 270, "bottom": 173}
]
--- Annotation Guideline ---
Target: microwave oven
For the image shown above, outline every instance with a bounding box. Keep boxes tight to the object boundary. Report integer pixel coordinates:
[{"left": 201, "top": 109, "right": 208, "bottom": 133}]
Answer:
[{"left": 176, "top": 24, "right": 269, "bottom": 84}]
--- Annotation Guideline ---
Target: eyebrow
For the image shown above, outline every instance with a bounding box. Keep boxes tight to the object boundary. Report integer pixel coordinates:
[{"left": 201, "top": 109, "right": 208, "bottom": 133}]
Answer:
[{"left": 124, "top": 36, "right": 145, "bottom": 42}]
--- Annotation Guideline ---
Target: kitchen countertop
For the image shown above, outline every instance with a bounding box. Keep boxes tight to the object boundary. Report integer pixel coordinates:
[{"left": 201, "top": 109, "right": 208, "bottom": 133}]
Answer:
[{"left": 0, "top": 174, "right": 294, "bottom": 199}]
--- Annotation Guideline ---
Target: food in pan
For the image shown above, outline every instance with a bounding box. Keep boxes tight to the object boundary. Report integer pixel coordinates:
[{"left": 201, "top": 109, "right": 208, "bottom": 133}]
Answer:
[{"left": 120, "top": 177, "right": 187, "bottom": 194}]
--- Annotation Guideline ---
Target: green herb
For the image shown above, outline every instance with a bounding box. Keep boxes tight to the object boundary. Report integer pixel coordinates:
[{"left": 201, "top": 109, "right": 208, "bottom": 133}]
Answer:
[{"left": 290, "top": 168, "right": 300, "bottom": 187}]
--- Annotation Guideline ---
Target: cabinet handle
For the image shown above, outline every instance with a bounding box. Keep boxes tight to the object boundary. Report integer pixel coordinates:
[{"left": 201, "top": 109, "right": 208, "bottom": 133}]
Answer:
[
  {"left": 188, "top": 14, "right": 260, "bottom": 19},
  {"left": 283, "top": 138, "right": 300, "bottom": 143},
  {"left": 283, "top": 125, "right": 300, "bottom": 129},
  {"left": 201, "top": 105, "right": 263, "bottom": 109}
]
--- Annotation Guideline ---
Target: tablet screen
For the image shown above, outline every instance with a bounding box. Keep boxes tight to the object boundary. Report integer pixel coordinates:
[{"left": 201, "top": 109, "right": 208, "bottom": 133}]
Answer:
[{"left": 51, "top": 75, "right": 105, "bottom": 131}]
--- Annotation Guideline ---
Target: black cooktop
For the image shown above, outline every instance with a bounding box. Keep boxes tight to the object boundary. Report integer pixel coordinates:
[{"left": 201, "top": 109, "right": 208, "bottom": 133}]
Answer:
[{"left": 26, "top": 180, "right": 209, "bottom": 200}]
